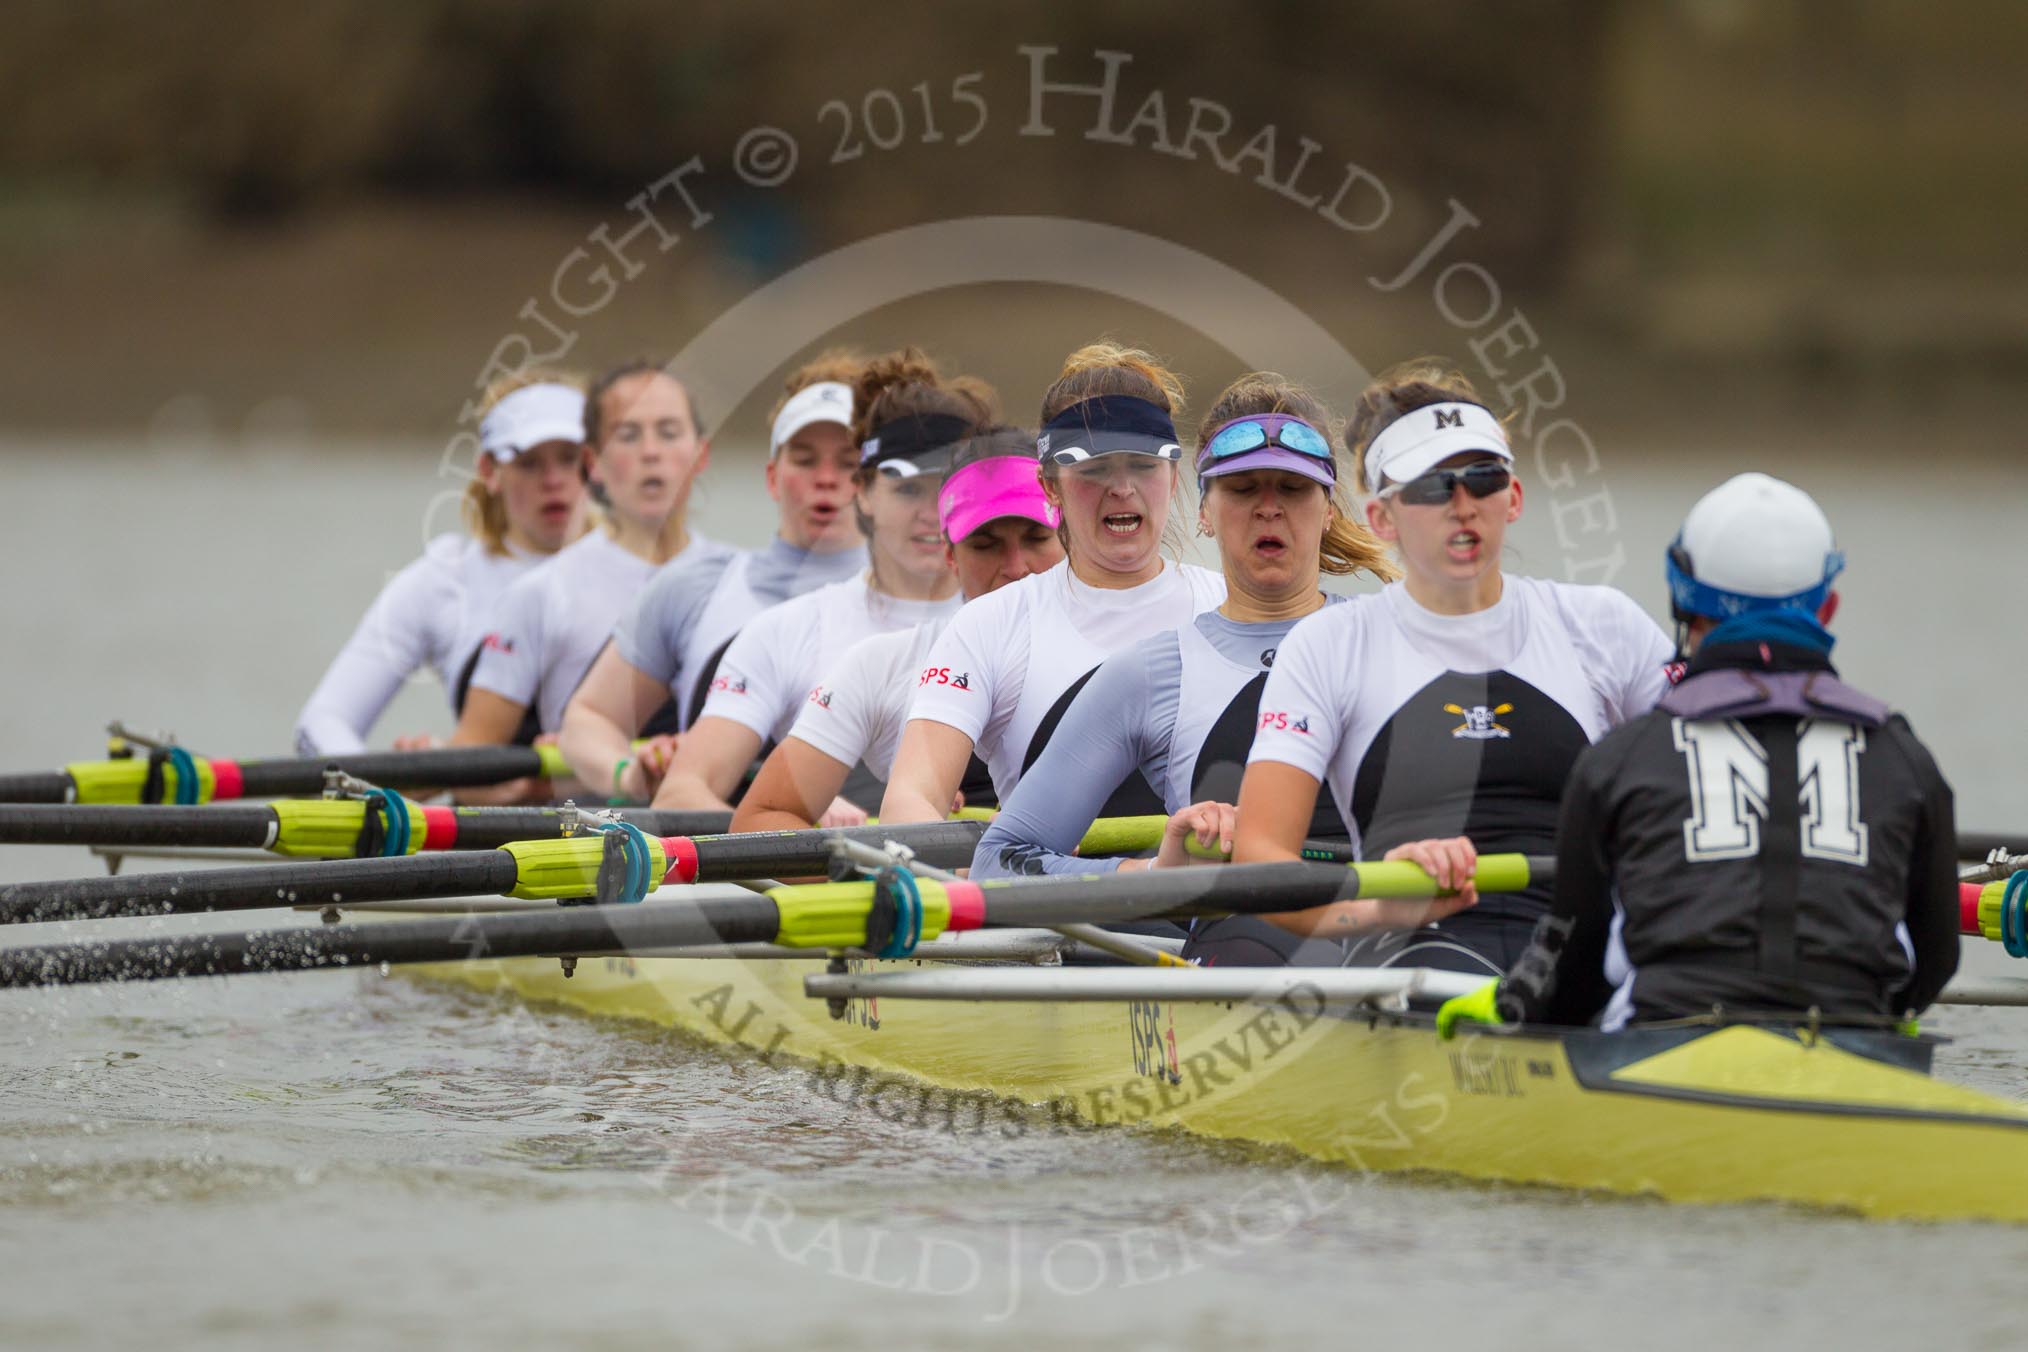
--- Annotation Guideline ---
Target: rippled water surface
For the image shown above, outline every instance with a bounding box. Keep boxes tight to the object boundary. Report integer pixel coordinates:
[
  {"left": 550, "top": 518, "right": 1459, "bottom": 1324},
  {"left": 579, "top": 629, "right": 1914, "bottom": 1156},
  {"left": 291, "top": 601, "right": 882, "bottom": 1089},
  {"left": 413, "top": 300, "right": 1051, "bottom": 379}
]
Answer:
[{"left": 3, "top": 444, "right": 2026, "bottom": 1349}]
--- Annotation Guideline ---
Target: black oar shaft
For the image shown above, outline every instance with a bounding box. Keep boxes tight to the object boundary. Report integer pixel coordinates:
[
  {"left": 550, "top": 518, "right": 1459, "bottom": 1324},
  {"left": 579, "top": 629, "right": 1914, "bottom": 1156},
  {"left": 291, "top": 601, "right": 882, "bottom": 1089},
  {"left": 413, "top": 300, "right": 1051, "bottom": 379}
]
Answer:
[
  {"left": 444, "top": 808, "right": 732, "bottom": 851},
  {"left": 232, "top": 746, "right": 553, "bottom": 796},
  {"left": 972, "top": 861, "right": 1356, "bottom": 926},
  {"left": 0, "top": 899, "right": 784, "bottom": 989},
  {"left": 683, "top": 820, "right": 988, "bottom": 883},
  {"left": 0, "top": 805, "right": 278, "bottom": 849},
  {"left": 0, "top": 772, "right": 69, "bottom": 805},
  {"left": 0, "top": 804, "right": 733, "bottom": 855},
  {"left": 0, "top": 852, "right": 521, "bottom": 925},
  {"left": 1959, "top": 832, "right": 2022, "bottom": 862}
]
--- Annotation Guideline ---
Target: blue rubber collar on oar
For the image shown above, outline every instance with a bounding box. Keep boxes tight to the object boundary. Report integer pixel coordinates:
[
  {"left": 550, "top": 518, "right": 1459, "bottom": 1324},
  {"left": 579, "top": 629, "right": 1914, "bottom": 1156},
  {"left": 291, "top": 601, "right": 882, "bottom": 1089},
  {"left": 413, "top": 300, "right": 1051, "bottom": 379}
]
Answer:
[
  {"left": 2003, "top": 872, "right": 2028, "bottom": 959},
  {"left": 165, "top": 747, "right": 199, "bottom": 805},
  {"left": 362, "top": 789, "right": 411, "bottom": 858},
  {"left": 592, "top": 820, "right": 654, "bottom": 905},
  {"left": 868, "top": 866, "right": 924, "bottom": 959}
]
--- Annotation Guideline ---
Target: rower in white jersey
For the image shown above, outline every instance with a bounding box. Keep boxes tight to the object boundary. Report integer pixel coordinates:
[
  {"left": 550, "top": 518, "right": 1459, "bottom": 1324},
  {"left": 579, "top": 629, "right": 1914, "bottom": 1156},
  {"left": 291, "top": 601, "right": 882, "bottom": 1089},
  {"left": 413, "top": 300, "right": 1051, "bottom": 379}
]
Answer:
[
  {"left": 881, "top": 343, "right": 1228, "bottom": 827},
  {"left": 293, "top": 374, "right": 589, "bottom": 756},
  {"left": 651, "top": 349, "right": 983, "bottom": 818},
  {"left": 452, "top": 361, "right": 711, "bottom": 800},
  {"left": 1233, "top": 359, "right": 1674, "bottom": 974},
  {"left": 730, "top": 428, "right": 1065, "bottom": 833},
  {"left": 974, "top": 372, "right": 1410, "bottom": 960},
  {"left": 558, "top": 353, "right": 868, "bottom": 804}
]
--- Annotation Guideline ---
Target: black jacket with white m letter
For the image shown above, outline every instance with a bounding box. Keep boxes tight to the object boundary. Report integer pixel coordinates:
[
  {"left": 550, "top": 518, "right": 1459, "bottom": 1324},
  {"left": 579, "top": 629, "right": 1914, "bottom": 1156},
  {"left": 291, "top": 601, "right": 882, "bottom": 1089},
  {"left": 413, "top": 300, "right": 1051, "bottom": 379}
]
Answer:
[{"left": 1497, "top": 638, "right": 1959, "bottom": 1026}]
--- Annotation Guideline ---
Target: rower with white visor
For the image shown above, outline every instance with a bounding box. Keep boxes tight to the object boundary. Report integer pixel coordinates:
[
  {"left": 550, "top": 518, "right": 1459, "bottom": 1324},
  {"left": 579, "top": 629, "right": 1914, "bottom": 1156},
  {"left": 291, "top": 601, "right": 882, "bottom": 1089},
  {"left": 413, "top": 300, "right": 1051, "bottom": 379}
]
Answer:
[
  {"left": 293, "top": 373, "right": 589, "bottom": 757},
  {"left": 451, "top": 361, "right": 712, "bottom": 798},
  {"left": 1232, "top": 358, "right": 1674, "bottom": 971}
]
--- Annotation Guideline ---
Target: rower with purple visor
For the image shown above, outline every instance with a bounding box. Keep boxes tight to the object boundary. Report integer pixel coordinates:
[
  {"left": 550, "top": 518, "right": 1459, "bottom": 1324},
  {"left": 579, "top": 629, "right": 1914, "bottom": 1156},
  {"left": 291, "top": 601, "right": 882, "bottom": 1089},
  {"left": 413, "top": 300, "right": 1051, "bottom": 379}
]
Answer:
[{"left": 974, "top": 371, "right": 1415, "bottom": 965}]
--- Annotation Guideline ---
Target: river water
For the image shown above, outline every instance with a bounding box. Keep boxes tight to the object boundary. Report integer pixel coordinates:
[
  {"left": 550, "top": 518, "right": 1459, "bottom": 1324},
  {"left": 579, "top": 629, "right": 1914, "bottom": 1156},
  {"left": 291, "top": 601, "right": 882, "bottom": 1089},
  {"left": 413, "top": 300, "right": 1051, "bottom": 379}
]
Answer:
[{"left": 1, "top": 440, "right": 2024, "bottom": 1350}]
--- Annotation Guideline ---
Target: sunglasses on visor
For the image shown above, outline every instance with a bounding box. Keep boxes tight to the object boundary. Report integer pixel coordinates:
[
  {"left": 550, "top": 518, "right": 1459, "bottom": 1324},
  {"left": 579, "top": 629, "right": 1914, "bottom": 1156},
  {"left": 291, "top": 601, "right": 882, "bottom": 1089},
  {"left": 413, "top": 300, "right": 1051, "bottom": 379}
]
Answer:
[
  {"left": 1199, "top": 415, "right": 1334, "bottom": 465},
  {"left": 1378, "top": 461, "right": 1512, "bottom": 507}
]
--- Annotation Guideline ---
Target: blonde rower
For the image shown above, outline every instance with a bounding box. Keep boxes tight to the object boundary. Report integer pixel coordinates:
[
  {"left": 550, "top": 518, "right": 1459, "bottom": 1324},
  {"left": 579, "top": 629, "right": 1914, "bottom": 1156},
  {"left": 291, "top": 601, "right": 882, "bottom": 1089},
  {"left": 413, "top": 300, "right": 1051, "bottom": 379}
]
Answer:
[
  {"left": 293, "top": 373, "right": 588, "bottom": 756},
  {"left": 1233, "top": 359, "right": 1673, "bottom": 970},
  {"left": 880, "top": 343, "right": 1227, "bottom": 827},
  {"left": 972, "top": 374, "right": 1408, "bottom": 962},
  {"left": 452, "top": 362, "right": 710, "bottom": 795}
]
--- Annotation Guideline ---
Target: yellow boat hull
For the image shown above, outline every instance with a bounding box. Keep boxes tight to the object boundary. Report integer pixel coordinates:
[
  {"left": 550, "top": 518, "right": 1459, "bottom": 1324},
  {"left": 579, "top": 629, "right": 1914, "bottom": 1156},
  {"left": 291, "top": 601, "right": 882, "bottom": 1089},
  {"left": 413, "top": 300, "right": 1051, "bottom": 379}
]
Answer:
[{"left": 408, "top": 950, "right": 2028, "bottom": 1223}]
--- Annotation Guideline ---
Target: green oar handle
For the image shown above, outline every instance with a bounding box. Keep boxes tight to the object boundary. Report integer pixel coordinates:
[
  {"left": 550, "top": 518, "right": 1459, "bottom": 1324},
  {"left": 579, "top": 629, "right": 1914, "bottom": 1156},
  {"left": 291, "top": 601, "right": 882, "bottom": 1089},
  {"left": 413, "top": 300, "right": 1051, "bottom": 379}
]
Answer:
[{"left": 1346, "top": 853, "right": 1539, "bottom": 897}]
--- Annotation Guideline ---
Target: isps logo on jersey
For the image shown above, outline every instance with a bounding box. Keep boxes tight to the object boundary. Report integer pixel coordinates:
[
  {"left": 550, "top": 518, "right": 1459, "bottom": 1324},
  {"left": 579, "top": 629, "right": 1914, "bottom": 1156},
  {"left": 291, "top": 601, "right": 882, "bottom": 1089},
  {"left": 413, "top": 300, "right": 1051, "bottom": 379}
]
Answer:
[
  {"left": 806, "top": 685, "right": 833, "bottom": 709},
  {"left": 1444, "top": 701, "right": 1513, "bottom": 740},
  {"left": 917, "top": 666, "right": 970, "bottom": 690}
]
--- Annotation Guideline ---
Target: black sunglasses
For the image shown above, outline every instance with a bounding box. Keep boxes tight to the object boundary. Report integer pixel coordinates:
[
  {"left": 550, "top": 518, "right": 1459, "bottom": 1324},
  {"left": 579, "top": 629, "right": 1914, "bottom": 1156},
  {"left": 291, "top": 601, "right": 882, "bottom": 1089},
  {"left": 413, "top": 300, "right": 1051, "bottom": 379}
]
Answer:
[{"left": 1380, "top": 462, "right": 1512, "bottom": 507}]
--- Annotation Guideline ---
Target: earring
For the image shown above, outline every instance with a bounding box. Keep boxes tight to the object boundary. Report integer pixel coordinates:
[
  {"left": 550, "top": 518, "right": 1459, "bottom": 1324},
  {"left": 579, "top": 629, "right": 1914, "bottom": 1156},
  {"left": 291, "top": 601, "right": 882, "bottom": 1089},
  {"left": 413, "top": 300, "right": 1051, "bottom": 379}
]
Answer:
[{"left": 1196, "top": 522, "right": 1212, "bottom": 537}]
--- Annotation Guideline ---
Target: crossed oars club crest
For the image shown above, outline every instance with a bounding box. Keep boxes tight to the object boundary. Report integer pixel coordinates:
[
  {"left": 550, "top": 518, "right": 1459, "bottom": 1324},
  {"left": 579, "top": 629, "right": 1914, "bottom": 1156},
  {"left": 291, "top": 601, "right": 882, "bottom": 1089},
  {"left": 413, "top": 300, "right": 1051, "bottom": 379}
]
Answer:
[{"left": 1444, "top": 701, "right": 1513, "bottom": 740}]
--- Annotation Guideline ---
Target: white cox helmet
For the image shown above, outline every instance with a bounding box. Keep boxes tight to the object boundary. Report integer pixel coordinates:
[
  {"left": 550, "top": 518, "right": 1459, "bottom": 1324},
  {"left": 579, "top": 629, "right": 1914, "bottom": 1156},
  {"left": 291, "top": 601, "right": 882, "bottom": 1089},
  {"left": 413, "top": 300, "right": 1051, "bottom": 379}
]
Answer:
[{"left": 1665, "top": 472, "right": 1844, "bottom": 622}]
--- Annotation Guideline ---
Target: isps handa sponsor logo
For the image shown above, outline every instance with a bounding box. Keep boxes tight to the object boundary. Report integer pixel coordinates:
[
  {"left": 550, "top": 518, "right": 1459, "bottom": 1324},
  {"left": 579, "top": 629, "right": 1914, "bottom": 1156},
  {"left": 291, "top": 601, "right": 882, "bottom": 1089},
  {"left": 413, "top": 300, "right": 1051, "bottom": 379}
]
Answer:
[
  {"left": 1257, "top": 710, "right": 1311, "bottom": 735},
  {"left": 479, "top": 632, "right": 515, "bottom": 654},
  {"left": 710, "top": 673, "right": 749, "bottom": 695},
  {"left": 807, "top": 685, "right": 833, "bottom": 709},
  {"left": 917, "top": 666, "right": 971, "bottom": 690}
]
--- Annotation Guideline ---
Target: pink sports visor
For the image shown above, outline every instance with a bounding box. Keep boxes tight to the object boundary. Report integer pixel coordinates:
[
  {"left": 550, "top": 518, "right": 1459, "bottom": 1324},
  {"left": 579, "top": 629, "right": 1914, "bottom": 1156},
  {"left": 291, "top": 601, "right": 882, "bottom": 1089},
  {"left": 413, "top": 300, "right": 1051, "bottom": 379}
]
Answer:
[{"left": 938, "top": 455, "right": 1059, "bottom": 543}]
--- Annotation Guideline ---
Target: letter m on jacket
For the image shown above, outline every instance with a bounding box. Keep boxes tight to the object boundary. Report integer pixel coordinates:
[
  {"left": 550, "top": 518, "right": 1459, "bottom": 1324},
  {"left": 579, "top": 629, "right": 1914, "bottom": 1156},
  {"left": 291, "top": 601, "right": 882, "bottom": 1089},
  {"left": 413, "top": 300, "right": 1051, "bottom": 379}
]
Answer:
[{"left": 1670, "top": 718, "right": 1870, "bottom": 865}]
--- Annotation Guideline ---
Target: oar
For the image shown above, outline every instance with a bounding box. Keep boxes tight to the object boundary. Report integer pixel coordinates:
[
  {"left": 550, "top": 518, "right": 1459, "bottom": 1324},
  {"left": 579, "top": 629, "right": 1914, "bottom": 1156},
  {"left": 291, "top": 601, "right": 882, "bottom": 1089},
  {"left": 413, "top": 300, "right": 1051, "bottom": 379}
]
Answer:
[
  {"left": 1071, "top": 816, "right": 1353, "bottom": 864},
  {"left": 0, "top": 856, "right": 1538, "bottom": 989},
  {"left": 1959, "top": 831, "right": 2023, "bottom": 862},
  {"left": 0, "top": 744, "right": 575, "bottom": 806},
  {"left": 0, "top": 802, "right": 732, "bottom": 859},
  {"left": 0, "top": 819, "right": 1006, "bottom": 925}
]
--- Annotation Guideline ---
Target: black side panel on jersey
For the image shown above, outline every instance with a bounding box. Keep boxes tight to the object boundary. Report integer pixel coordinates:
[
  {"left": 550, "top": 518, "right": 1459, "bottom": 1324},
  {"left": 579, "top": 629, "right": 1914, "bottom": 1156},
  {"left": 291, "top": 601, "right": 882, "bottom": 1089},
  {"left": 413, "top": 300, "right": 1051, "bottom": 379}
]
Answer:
[
  {"left": 639, "top": 697, "right": 681, "bottom": 739},
  {"left": 451, "top": 645, "right": 541, "bottom": 747},
  {"left": 1350, "top": 670, "right": 1588, "bottom": 920},
  {"left": 685, "top": 634, "right": 741, "bottom": 732},
  {"left": 1022, "top": 666, "right": 1165, "bottom": 818},
  {"left": 958, "top": 752, "right": 998, "bottom": 810},
  {"left": 1190, "top": 671, "right": 1347, "bottom": 840}
]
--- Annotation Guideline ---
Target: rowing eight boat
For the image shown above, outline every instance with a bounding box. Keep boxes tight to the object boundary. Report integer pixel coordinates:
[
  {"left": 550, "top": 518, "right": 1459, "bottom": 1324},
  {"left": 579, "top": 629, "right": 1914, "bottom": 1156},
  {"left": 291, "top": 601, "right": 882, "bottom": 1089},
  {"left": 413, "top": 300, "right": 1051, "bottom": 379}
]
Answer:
[{"left": 393, "top": 912, "right": 2028, "bottom": 1224}]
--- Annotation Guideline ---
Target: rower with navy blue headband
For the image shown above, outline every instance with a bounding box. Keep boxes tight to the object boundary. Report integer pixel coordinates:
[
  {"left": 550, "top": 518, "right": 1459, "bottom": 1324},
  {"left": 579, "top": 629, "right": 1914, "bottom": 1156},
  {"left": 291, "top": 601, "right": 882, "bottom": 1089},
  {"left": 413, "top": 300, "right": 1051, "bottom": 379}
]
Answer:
[
  {"left": 973, "top": 372, "right": 1426, "bottom": 962},
  {"left": 880, "top": 342, "right": 1229, "bottom": 829},
  {"left": 1232, "top": 357, "right": 1674, "bottom": 970},
  {"left": 1439, "top": 473, "right": 1960, "bottom": 1036}
]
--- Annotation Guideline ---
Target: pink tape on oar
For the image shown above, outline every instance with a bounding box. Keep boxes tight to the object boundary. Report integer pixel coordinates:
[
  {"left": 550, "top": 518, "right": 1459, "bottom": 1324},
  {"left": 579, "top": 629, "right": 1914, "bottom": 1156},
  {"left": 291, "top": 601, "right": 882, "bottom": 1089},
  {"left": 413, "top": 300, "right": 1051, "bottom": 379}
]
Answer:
[
  {"left": 1961, "top": 881, "right": 1987, "bottom": 937},
  {"left": 210, "top": 759, "right": 244, "bottom": 801},
  {"left": 942, "top": 879, "right": 986, "bottom": 932},
  {"left": 420, "top": 805, "right": 458, "bottom": 851},
  {"left": 661, "top": 836, "right": 699, "bottom": 885}
]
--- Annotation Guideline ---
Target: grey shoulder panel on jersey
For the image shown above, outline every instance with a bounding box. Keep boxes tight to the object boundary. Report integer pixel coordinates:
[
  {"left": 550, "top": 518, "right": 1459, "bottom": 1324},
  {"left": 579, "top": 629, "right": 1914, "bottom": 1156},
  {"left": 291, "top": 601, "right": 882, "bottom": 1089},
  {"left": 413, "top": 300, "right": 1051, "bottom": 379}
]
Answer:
[{"left": 613, "top": 544, "right": 740, "bottom": 680}]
